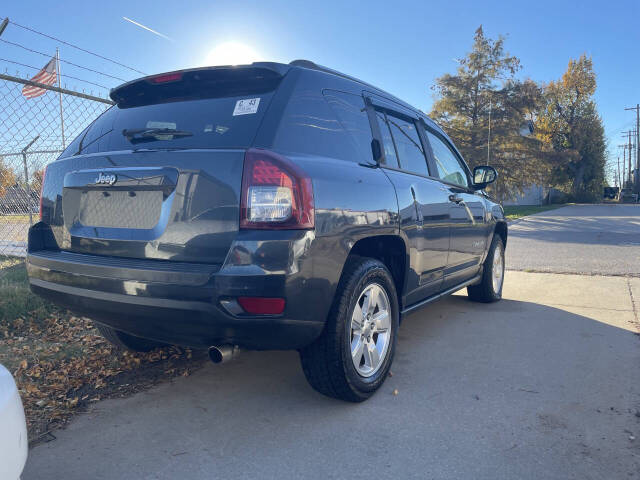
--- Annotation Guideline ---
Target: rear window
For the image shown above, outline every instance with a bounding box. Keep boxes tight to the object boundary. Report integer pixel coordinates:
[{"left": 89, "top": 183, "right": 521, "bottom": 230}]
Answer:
[
  {"left": 107, "top": 93, "right": 275, "bottom": 151},
  {"left": 59, "top": 93, "right": 276, "bottom": 154},
  {"left": 60, "top": 68, "right": 282, "bottom": 156}
]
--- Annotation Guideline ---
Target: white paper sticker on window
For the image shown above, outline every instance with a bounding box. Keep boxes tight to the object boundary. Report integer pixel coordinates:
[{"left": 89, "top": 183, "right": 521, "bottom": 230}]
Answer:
[{"left": 233, "top": 98, "right": 260, "bottom": 116}]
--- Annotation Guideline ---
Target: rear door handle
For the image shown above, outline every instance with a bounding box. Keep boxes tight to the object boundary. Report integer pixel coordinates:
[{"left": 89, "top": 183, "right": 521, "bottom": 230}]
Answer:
[{"left": 449, "top": 194, "right": 463, "bottom": 204}]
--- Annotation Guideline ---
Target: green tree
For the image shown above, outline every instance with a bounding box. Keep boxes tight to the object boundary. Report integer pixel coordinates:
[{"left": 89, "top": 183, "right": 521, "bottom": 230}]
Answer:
[
  {"left": 430, "top": 26, "right": 545, "bottom": 199},
  {"left": 536, "top": 55, "right": 606, "bottom": 201}
]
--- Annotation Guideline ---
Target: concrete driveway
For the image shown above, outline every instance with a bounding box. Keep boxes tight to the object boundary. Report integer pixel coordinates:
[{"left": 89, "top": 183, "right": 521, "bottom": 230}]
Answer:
[{"left": 23, "top": 206, "right": 640, "bottom": 479}]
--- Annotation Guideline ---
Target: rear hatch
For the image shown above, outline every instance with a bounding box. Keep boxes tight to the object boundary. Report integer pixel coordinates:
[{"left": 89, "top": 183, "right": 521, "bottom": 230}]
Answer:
[{"left": 41, "top": 64, "right": 287, "bottom": 264}]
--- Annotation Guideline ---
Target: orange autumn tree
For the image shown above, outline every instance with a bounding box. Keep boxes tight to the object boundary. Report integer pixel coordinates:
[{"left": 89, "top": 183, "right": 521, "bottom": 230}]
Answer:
[
  {"left": 536, "top": 55, "right": 606, "bottom": 201},
  {"left": 0, "top": 157, "right": 17, "bottom": 197}
]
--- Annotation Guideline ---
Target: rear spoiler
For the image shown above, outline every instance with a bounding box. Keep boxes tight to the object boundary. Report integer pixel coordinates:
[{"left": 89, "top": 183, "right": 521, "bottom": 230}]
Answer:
[{"left": 110, "top": 62, "right": 290, "bottom": 108}]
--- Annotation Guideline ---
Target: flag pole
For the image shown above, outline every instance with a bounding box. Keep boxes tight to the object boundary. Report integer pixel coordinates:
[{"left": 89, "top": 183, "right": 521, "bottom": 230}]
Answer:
[{"left": 55, "top": 47, "right": 66, "bottom": 148}]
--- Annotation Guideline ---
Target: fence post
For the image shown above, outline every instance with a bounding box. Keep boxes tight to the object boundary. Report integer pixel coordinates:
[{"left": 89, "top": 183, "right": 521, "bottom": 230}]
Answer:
[{"left": 21, "top": 135, "right": 40, "bottom": 226}]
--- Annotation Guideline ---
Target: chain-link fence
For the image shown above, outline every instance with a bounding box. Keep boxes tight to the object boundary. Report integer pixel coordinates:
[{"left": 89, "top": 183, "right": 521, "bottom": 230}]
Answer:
[{"left": 0, "top": 72, "right": 113, "bottom": 257}]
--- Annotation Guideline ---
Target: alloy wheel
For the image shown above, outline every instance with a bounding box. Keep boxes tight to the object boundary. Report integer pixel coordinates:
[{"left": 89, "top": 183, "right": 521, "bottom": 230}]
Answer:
[
  {"left": 350, "top": 283, "right": 391, "bottom": 377},
  {"left": 492, "top": 243, "right": 505, "bottom": 294}
]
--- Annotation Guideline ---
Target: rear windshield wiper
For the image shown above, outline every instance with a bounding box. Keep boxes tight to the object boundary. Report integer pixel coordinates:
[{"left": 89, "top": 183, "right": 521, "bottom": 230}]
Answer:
[{"left": 122, "top": 128, "right": 193, "bottom": 143}]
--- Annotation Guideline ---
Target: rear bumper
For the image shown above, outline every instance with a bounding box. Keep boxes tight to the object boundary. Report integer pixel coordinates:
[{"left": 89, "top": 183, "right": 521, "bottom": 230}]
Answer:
[{"left": 27, "top": 249, "right": 325, "bottom": 350}]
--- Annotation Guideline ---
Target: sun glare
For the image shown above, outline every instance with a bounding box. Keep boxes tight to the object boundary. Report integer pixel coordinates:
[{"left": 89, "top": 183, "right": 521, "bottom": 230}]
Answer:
[{"left": 205, "top": 42, "right": 263, "bottom": 66}]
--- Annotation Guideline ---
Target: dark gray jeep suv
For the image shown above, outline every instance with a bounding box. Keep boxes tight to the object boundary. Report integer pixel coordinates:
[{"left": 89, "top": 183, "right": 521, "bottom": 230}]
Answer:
[{"left": 27, "top": 60, "right": 506, "bottom": 402}]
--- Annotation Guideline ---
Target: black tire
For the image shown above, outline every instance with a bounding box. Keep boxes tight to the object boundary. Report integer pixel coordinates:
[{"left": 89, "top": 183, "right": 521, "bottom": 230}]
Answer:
[
  {"left": 94, "top": 322, "right": 165, "bottom": 352},
  {"left": 299, "top": 256, "right": 399, "bottom": 402},
  {"left": 467, "top": 234, "right": 505, "bottom": 303}
]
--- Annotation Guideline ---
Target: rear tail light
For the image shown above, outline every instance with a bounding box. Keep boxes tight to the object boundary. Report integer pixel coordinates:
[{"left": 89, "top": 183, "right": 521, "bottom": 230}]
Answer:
[
  {"left": 237, "top": 297, "right": 286, "bottom": 315},
  {"left": 38, "top": 165, "right": 47, "bottom": 221},
  {"left": 240, "top": 149, "right": 314, "bottom": 229}
]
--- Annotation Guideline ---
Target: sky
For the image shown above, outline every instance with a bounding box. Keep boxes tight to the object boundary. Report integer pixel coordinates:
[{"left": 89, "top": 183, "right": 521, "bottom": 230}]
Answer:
[{"left": 1, "top": 0, "right": 638, "bottom": 173}]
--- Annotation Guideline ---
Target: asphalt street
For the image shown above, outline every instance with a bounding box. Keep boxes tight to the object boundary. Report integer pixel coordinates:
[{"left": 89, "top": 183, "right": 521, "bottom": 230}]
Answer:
[
  {"left": 23, "top": 204, "right": 640, "bottom": 479},
  {"left": 506, "top": 203, "right": 640, "bottom": 276}
]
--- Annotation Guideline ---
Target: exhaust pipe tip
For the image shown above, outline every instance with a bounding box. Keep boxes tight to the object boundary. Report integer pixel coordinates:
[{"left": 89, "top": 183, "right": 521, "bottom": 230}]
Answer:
[{"left": 208, "top": 345, "right": 239, "bottom": 364}]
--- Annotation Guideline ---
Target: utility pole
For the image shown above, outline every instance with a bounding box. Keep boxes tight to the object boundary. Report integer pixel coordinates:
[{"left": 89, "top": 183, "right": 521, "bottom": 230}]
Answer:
[
  {"left": 619, "top": 145, "right": 628, "bottom": 188},
  {"left": 625, "top": 105, "right": 639, "bottom": 191},
  {"left": 625, "top": 103, "right": 640, "bottom": 195},
  {"left": 617, "top": 156, "right": 621, "bottom": 188},
  {"left": 622, "top": 131, "right": 634, "bottom": 186},
  {"left": 628, "top": 130, "right": 633, "bottom": 190},
  {"left": 631, "top": 130, "right": 637, "bottom": 188}
]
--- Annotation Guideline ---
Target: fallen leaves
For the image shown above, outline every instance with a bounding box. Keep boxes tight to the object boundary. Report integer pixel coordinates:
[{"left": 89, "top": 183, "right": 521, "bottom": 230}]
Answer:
[{"left": 1, "top": 312, "right": 203, "bottom": 444}]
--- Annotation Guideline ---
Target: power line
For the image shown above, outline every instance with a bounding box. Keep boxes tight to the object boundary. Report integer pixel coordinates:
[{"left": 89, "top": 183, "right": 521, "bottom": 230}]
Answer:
[
  {"left": 0, "top": 57, "right": 110, "bottom": 90},
  {"left": 0, "top": 38, "right": 127, "bottom": 82},
  {"left": 605, "top": 119, "right": 634, "bottom": 137},
  {"left": 8, "top": 19, "right": 147, "bottom": 76}
]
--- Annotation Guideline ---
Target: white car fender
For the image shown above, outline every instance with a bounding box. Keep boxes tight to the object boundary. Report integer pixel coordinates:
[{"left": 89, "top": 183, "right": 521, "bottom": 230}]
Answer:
[{"left": 0, "top": 364, "right": 28, "bottom": 480}]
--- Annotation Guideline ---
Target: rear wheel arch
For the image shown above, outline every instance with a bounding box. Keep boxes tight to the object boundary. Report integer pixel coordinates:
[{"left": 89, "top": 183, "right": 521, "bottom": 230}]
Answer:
[{"left": 345, "top": 235, "right": 407, "bottom": 310}]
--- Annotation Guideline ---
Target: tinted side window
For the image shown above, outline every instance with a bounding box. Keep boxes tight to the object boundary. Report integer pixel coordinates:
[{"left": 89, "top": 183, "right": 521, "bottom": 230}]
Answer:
[
  {"left": 323, "top": 90, "right": 373, "bottom": 164},
  {"left": 59, "top": 125, "right": 89, "bottom": 158},
  {"left": 80, "top": 107, "right": 117, "bottom": 154},
  {"left": 374, "top": 111, "right": 400, "bottom": 168},
  {"left": 385, "top": 113, "right": 428, "bottom": 176},
  {"left": 426, "top": 131, "right": 469, "bottom": 188},
  {"left": 274, "top": 88, "right": 360, "bottom": 161}
]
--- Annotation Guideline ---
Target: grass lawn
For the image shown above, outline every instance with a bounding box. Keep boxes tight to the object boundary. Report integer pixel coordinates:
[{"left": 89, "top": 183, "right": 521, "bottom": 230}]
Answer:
[
  {"left": 0, "top": 214, "right": 34, "bottom": 224},
  {"left": 0, "top": 258, "right": 204, "bottom": 444},
  {"left": 503, "top": 204, "right": 565, "bottom": 220}
]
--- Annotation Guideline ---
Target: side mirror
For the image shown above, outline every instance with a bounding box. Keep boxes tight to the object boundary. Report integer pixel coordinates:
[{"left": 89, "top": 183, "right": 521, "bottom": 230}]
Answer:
[{"left": 472, "top": 165, "right": 498, "bottom": 190}]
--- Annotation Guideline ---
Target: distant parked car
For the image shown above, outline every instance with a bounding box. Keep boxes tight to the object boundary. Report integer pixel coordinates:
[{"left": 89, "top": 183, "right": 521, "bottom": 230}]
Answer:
[
  {"left": 603, "top": 186, "right": 619, "bottom": 200},
  {"left": 28, "top": 60, "right": 506, "bottom": 401},
  {"left": 0, "top": 364, "right": 28, "bottom": 480},
  {"left": 620, "top": 188, "right": 638, "bottom": 203}
]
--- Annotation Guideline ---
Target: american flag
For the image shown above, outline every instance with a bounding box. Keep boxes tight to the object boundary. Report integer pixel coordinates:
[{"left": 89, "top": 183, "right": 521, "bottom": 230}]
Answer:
[{"left": 22, "top": 56, "right": 57, "bottom": 99}]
